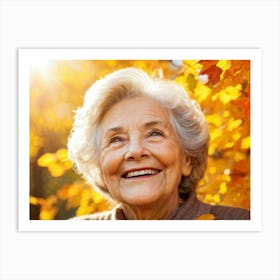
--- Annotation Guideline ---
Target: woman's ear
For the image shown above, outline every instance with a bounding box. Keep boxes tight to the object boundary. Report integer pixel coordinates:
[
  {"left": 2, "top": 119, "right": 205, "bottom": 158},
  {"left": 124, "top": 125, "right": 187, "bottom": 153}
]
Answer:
[
  {"left": 97, "top": 169, "right": 108, "bottom": 191},
  {"left": 182, "top": 156, "right": 192, "bottom": 176}
]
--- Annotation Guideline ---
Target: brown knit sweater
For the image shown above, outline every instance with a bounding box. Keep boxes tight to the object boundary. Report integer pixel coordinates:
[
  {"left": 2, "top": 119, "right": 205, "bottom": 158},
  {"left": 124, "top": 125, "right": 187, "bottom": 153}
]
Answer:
[{"left": 72, "top": 192, "right": 250, "bottom": 220}]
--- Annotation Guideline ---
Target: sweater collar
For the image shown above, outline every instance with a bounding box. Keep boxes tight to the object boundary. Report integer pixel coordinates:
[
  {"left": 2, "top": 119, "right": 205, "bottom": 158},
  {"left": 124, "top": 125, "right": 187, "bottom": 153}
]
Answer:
[
  {"left": 113, "top": 191, "right": 212, "bottom": 220},
  {"left": 168, "top": 192, "right": 212, "bottom": 220}
]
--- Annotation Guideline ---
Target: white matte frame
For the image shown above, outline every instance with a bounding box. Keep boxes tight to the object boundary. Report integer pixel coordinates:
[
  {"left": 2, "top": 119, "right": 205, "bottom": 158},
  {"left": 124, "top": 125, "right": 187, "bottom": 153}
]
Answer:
[
  {"left": 1, "top": 1, "right": 279, "bottom": 280},
  {"left": 18, "top": 48, "right": 262, "bottom": 232}
]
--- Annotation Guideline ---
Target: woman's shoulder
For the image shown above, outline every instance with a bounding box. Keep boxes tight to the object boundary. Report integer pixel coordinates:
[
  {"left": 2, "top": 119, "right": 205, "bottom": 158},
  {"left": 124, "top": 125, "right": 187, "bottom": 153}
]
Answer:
[
  {"left": 170, "top": 192, "right": 250, "bottom": 220},
  {"left": 210, "top": 204, "right": 250, "bottom": 220},
  {"left": 70, "top": 206, "right": 125, "bottom": 220}
]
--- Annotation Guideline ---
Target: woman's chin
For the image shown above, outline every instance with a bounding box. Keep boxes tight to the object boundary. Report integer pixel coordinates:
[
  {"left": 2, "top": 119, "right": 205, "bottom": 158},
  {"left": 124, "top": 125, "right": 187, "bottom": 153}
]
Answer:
[{"left": 119, "top": 187, "right": 162, "bottom": 207}]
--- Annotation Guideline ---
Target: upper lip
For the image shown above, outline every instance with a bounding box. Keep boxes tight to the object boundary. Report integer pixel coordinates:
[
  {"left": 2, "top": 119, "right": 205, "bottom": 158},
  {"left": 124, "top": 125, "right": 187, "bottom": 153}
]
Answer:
[{"left": 121, "top": 167, "right": 162, "bottom": 178}]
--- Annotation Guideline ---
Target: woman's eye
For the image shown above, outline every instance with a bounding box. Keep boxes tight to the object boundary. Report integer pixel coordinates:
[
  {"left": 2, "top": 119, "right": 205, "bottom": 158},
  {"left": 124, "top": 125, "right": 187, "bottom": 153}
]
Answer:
[
  {"left": 109, "top": 136, "right": 124, "bottom": 144},
  {"left": 148, "top": 129, "right": 164, "bottom": 137}
]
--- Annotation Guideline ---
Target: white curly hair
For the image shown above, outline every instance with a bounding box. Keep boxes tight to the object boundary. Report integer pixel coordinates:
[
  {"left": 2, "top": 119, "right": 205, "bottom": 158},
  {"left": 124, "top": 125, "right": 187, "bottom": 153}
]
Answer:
[{"left": 67, "top": 67, "right": 209, "bottom": 200}]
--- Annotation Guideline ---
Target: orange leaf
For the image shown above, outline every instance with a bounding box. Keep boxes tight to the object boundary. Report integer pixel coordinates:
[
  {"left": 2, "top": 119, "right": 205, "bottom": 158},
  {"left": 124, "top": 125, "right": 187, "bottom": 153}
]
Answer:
[
  {"left": 196, "top": 214, "right": 216, "bottom": 220},
  {"left": 199, "top": 60, "right": 222, "bottom": 87}
]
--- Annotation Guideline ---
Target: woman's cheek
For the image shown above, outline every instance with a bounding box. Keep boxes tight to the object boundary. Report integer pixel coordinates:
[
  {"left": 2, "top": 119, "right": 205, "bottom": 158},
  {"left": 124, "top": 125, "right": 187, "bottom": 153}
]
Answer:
[
  {"left": 154, "top": 141, "right": 182, "bottom": 166},
  {"left": 100, "top": 149, "right": 122, "bottom": 177}
]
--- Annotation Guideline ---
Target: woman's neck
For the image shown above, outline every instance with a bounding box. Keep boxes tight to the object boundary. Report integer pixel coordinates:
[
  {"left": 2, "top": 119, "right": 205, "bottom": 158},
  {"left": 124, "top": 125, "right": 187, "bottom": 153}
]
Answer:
[{"left": 121, "top": 194, "right": 180, "bottom": 220}]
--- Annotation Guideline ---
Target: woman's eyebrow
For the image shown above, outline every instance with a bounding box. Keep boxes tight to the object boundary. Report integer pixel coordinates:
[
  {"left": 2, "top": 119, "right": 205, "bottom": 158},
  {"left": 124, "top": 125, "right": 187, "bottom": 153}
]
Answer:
[
  {"left": 104, "top": 121, "right": 168, "bottom": 136},
  {"left": 104, "top": 126, "right": 124, "bottom": 136},
  {"left": 143, "top": 120, "right": 168, "bottom": 129}
]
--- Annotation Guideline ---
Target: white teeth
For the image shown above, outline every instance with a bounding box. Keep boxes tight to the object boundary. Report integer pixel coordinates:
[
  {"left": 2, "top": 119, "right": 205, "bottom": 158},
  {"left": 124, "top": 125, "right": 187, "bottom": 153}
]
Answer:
[{"left": 125, "top": 169, "right": 159, "bottom": 178}]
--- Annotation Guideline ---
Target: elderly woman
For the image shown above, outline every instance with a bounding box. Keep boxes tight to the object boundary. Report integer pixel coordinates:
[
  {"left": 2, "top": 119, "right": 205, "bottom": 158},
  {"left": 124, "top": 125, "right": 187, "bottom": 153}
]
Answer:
[{"left": 68, "top": 67, "right": 250, "bottom": 220}]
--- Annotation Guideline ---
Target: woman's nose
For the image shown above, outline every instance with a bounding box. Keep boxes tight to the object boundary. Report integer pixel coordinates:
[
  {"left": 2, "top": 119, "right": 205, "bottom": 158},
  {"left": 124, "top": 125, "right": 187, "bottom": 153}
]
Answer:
[{"left": 124, "top": 137, "right": 149, "bottom": 160}]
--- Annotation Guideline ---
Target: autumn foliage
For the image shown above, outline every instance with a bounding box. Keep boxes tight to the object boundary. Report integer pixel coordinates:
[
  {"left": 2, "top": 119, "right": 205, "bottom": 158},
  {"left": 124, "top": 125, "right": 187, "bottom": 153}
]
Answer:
[{"left": 29, "top": 59, "right": 250, "bottom": 220}]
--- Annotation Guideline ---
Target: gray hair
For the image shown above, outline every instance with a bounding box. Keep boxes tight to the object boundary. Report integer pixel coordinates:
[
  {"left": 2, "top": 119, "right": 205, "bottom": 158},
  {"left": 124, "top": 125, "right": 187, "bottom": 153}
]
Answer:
[{"left": 67, "top": 67, "right": 209, "bottom": 200}]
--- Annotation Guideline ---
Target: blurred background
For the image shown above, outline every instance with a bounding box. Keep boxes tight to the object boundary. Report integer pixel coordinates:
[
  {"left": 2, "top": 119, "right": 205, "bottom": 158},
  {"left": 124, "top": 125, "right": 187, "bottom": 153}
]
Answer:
[{"left": 29, "top": 59, "right": 250, "bottom": 220}]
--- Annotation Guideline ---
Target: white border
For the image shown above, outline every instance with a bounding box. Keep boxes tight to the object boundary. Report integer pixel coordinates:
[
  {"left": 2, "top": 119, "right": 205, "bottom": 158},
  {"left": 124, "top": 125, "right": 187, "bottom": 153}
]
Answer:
[
  {"left": 2, "top": 1, "right": 279, "bottom": 279},
  {"left": 18, "top": 48, "right": 262, "bottom": 232}
]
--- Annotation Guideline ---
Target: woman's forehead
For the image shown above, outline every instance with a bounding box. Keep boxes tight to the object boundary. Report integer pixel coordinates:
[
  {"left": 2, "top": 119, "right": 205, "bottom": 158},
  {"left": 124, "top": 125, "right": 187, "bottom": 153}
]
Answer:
[
  {"left": 101, "top": 96, "right": 171, "bottom": 127},
  {"left": 103, "top": 121, "right": 170, "bottom": 136}
]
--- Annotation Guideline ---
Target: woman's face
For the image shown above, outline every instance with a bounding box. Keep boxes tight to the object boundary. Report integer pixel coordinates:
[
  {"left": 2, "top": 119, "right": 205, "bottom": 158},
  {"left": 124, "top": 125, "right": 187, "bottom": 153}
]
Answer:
[{"left": 99, "top": 96, "right": 191, "bottom": 207}]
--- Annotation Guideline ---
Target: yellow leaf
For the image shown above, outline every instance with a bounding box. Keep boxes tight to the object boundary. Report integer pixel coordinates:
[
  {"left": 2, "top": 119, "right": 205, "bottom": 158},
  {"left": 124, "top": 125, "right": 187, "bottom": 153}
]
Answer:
[
  {"left": 208, "top": 142, "right": 217, "bottom": 155},
  {"left": 217, "top": 60, "right": 231, "bottom": 80},
  {"left": 218, "top": 84, "right": 242, "bottom": 104},
  {"left": 40, "top": 209, "right": 57, "bottom": 220},
  {"left": 66, "top": 196, "right": 82, "bottom": 209},
  {"left": 224, "top": 174, "right": 231, "bottom": 182},
  {"left": 30, "top": 196, "right": 44, "bottom": 205},
  {"left": 204, "top": 194, "right": 213, "bottom": 203},
  {"left": 194, "top": 83, "right": 211, "bottom": 103},
  {"left": 219, "top": 182, "right": 227, "bottom": 194},
  {"left": 39, "top": 195, "right": 58, "bottom": 220},
  {"left": 227, "top": 118, "right": 242, "bottom": 131},
  {"left": 63, "top": 160, "right": 73, "bottom": 169},
  {"left": 56, "top": 148, "right": 68, "bottom": 161},
  {"left": 211, "top": 93, "right": 218, "bottom": 101},
  {"left": 187, "top": 73, "right": 198, "bottom": 91},
  {"left": 106, "top": 60, "right": 117, "bottom": 67},
  {"left": 175, "top": 75, "right": 186, "bottom": 88},
  {"left": 49, "top": 163, "right": 65, "bottom": 177},
  {"left": 223, "top": 110, "right": 230, "bottom": 118},
  {"left": 213, "top": 194, "right": 221, "bottom": 203},
  {"left": 217, "top": 60, "right": 231, "bottom": 72},
  {"left": 210, "top": 128, "right": 222, "bottom": 141},
  {"left": 57, "top": 184, "right": 80, "bottom": 200},
  {"left": 30, "top": 132, "right": 44, "bottom": 159},
  {"left": 233, "top": 132, "right": 241, "bottom": 141},
  {"left": 37, "top": 153, "right": 56, "bottom": 167},
  {"left": 93, "top": 191, "right": 104, "bottom": 204},
  {"left": 241, "top": 136, "right": 250, "bottom": 149},
  {"left": 225, "top": 142, "right": 234, "bottom": 148},
  {"left": 183, "top": 60, "right": 201, "bottom": 68},
  {"left": 234, "top": 152, "right": 246, "bottom": 162},
  {"left": 80, "top": 188, "right": 94, "bottom": 202},
  {"left": 206, "top": 114, "right": 223, "bottom": 127},
  {"left": 45, "top": 195, "right": 58, "bottom": 206},
  {"left": 208, "top": 166, "right": 217, "bottom": 174},
  {"left": 76, "top": 204, "right": 96, "bottom": 216}
]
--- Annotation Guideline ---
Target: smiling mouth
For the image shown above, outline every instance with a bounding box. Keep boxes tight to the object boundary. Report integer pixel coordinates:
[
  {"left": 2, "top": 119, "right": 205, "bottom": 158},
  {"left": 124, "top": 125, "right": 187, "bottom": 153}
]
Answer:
[{"left": 122, "top": 169, "right": 161, "bottom": 179}]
